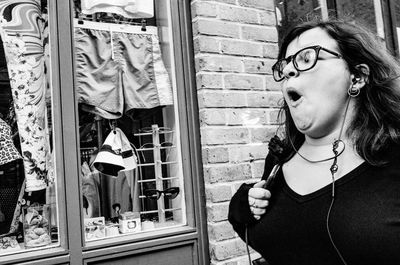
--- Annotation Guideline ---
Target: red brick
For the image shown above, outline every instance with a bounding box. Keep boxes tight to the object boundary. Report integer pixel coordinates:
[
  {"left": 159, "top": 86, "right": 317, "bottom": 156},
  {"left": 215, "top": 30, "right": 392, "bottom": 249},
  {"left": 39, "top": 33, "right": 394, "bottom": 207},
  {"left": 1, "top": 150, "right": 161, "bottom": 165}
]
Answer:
[
  {"left": 218, "top": 5, "right": 259, "bottom": 24},
  {"left": 210, "top": 238, "right": 247, "bottom": 261},
  {"left": 243, "top": 58, "right": 275, "bottom": 74},
  {"left": 228, "top": 143, "right": 268, "bottom": 162},
  {"left": 238, "top": 0, "right": 275, "bottom": 10},
  {"left": 193, "top": 19, "right": 240, "bottom": 38},
  {"left": 198, "top": 91, "right": 248, "bottom": 108},
  {"left": 206, "top": 183, "right": 233, "bottom": 202},
  {"left": 220, "top": 39, "right": 263, "bottom": 57},
  {"left": 196, "top": 55, "right": 243, "bottom": 72},
  {"left": 224, "top": 74, "right": 264, "bottom": 90},
  {"left": 241, "top": 25, "right": 278, "bottom": 42},
  {"left": 249, "top": 126, "right": 277, "bottom": 142},
  {"left": 265, "top": 75, "right": 282, "bottom": 91},
  {"left": 263, "top": 43, "right": 279, "bottom": 59},
  {"left": 260, "top": 10, "right": 278, "bottom": 26},
  {"left": 200, "top": 109, "right": 227, "bottom": 126},
  {"left": 246, "top": 91, "right": 282, "bottom": 107},
  {"left": 191, "top": 1, "right": 218, "bottom": 18},
  {"left": 207, "top": 201, "right": 230, "bottom": 222},
  {"left": 194, "top": 36, "right": 221, "bottom": 54},
  {"left": 202, "top": 146, "right": 230, "bottom": 164},
  {"left": 197, "top": 73, "right": 224, "bottom": 90},
  {"left": 203, "top": 163, "right": 252, "bottom": 183},
  {"left": 208, "top": 220, "right": 236, "bottom": 241}
]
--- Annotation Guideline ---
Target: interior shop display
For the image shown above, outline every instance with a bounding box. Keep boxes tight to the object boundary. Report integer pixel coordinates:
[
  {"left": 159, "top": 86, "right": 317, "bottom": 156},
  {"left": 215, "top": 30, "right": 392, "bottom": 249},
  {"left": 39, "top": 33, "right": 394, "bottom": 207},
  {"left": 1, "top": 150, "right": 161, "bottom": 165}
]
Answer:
[
  {"left": 80, "top": 0, "right": 154, "bottom": 19},
  {"left": 78, "top": 121, "right": 184, "bottom": 240},
  {"left": 0, "top": 118, "right": 21, "bottom": 166},
  {"left": 22, "top": 204, "right": 52, "bottom": 248},
  {"left": 0, "top": 0, "right": 54, "bottom": 192},
  {"left": 119, "top": 211, "right": 141, "bottom": 234},
  {"left": 73, "top": 0, "right": 185, "bottom": 243},
  {"left": 0, "top": 0, "right": 188, "bottom": 259},
  {"left": 134, "top": 125, "right": 182, "bottom": 226},
  {"left": 0, "top": 236, "right": 20, "bottom": 253},
  {"left": 143, "top": 187, "right": 180, "bottom": 201},
  {"left": 93, "top": 126, "right": 138, "bottom": 176},
  {"left": 0, "top": 0, "right": 59, "bottom": 256},
  {"left": 84, "top": 217, "right": 106, "bottom": 241},
  {"left": 73, "top": 19, "right": 173, "bottom": 120}
]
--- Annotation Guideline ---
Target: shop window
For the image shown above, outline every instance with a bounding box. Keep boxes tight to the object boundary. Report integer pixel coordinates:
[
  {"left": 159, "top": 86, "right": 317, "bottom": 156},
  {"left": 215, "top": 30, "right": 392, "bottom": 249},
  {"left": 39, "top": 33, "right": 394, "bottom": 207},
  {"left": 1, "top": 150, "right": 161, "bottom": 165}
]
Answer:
[
  {"left": 0, "top": 0, "right": 60, "bottom": 256},
  {"left": 394, "top": 1, "right": 400, "bottom": 49},
  {"left": 72, "top": 0, "right": 186, "bottom": 244},
  {"left": 335, "top": 0, "right": 385, "bottom": 39},
  {"left": 275, "top": 0, "right": 385, "bottom": 44},
  {"left": 275, "top": 0, "right": 327, "bottom": 44}
]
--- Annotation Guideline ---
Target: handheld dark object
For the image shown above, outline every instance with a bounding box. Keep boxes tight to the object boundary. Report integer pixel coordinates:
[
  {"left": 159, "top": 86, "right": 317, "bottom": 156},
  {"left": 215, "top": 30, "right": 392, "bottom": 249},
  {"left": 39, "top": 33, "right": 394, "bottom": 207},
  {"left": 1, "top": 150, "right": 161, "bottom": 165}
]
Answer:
[
  {"left": 262, "top": 164, "right": 280, "bottom": 189},
  {"left": 262, "top": 135, "right": 284, "bottom": 189}
]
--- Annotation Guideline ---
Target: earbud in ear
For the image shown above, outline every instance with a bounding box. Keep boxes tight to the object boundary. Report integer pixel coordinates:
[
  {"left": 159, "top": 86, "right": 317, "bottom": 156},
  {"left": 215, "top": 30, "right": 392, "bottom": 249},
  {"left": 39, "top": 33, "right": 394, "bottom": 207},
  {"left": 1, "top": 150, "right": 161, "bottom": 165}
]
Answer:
[{"left": 352, "top": 76, "right": 361, "bottom": 84}]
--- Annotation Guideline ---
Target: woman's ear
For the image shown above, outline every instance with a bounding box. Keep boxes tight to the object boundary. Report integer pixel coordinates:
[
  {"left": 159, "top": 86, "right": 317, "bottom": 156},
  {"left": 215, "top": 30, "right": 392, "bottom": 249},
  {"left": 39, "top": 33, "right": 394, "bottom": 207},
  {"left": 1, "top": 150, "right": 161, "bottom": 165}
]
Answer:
[{"left": 352, "top": 64, "right": 370, "bottom": 89}]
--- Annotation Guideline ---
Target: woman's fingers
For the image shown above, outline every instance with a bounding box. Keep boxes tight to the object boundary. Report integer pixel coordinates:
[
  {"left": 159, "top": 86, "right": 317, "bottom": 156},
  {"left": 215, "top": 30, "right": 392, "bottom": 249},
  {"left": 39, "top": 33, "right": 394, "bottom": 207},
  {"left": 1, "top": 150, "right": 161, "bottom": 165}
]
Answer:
[
  {"left": 248, "top": 180, "right": 272, "bottom": 219},
  {"left": 250, "top": 206, "right": 266, "bottom": 216},
  {"left": 253, "top": 180, "right": 267, "bottom": 188},
  {"left": 249, "top": 184, "right": 271, "bottom": 200}
]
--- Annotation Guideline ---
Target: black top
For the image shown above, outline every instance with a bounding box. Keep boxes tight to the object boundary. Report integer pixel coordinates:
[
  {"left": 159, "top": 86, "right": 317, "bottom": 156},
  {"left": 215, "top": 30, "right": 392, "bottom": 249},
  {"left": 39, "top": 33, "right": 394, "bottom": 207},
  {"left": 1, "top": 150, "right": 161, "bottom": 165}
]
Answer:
[{"left": 228, "top": 153, "right": 400, "bottom": 265}]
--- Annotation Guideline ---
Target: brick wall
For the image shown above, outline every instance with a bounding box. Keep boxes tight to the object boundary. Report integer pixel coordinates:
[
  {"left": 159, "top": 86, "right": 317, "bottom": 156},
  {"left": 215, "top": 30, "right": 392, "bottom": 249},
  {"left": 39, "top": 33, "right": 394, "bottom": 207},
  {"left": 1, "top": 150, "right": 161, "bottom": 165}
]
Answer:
[{"left": 190, "top": 0, "right": 281, "bottom": 264}]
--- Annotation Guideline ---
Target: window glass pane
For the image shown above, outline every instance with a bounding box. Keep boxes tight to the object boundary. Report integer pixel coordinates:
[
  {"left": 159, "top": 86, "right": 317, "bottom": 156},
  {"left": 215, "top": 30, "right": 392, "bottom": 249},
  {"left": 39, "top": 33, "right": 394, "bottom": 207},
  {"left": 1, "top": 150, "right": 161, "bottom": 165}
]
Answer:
[
  {"left": 275, "top": 0, "right": 323, "bottom": 44},
  {"left": 335, "top": 0, "right": 383, "bottom": 38},
  {"left": 275, "top": 0, "right": 386, "bottom": 45},
  {"left": 72, "top": 0, "right": 186, "bottom": 243},
  {"left": 0, "top": 0, "right": 60, "bottom": 255},
  {"left": 394, "top": 1, "right": 400, "bottom": 49}
]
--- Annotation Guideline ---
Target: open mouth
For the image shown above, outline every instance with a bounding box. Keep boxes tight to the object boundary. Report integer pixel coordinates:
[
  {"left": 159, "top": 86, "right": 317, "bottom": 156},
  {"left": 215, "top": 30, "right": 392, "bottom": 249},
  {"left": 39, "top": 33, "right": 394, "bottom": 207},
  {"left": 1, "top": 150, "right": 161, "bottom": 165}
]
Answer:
[
  {"left": 288, "top": 90, "right": 301, "bottom": 102},
  {"left": 286, "top": 87, "right": 302, "bottom": 103}
]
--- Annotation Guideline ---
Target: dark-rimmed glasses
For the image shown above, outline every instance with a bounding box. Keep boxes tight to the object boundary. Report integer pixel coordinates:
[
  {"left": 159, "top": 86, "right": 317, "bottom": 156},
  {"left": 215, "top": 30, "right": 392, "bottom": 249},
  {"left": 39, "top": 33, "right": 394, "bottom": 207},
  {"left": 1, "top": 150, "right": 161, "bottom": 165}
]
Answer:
[
  {"left": 272, "top": 45, "right": 342, "bottom": 82},
  {"left": 143, "top": 187, "right": 180, "bottom": 200}
]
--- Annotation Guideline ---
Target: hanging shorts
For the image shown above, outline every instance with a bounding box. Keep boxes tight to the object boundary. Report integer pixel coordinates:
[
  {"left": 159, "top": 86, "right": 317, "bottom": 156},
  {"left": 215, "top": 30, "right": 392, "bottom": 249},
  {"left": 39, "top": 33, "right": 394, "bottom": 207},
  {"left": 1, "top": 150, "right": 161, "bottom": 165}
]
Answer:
[{"left": 74, "top": 20, "right": 173, "bottom": 119}]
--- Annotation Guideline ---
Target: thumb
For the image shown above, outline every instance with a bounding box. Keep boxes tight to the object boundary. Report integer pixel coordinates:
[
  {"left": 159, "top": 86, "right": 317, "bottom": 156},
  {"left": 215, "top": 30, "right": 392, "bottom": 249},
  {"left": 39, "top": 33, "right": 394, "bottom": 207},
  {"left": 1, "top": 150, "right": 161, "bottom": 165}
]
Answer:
[{"left": 253, "top": 180, "right": 267, "bottom": 188}]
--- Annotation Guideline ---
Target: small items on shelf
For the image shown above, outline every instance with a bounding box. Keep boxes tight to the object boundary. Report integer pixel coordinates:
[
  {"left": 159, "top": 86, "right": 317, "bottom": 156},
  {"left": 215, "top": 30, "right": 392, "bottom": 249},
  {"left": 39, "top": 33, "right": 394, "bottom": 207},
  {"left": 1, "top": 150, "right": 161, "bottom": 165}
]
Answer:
[{"left": 22, "top": 204, "right": 52, "bottom": 248}]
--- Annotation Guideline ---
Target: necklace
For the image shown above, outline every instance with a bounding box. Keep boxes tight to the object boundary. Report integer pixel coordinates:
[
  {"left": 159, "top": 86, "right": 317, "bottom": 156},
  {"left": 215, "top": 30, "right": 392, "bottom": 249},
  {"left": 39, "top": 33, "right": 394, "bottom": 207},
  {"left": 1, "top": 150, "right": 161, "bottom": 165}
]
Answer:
[
  {"left": 288, "top": 136, "right": 345, "bottom": 163},
  {"left": 288, "top": 96, "right": 351, "bottom": 164},
  {"left": 287, "top": 97, "right": 352, "bottom": 265}
]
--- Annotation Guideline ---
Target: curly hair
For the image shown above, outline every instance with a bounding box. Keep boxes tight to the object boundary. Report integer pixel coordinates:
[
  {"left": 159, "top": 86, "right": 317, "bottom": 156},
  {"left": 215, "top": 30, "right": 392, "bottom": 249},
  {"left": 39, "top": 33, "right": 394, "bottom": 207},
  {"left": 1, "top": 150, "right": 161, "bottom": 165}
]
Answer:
[{"left": 277, "top": 19, "right": 400, "bottom": 166}]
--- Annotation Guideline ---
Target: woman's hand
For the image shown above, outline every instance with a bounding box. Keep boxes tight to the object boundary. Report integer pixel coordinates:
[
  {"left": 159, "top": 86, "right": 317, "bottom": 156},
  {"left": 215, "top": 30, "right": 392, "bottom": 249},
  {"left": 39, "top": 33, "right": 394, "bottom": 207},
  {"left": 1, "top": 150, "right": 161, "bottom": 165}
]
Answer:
[{"left": 248, "top": 180, "right": 271, "bottom": 220}]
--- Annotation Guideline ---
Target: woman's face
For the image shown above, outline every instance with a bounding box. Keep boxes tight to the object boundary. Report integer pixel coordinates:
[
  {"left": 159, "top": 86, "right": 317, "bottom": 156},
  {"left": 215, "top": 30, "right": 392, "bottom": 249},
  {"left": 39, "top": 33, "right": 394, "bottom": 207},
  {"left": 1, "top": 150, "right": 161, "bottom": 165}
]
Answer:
[{"left": 281, "top": 27, "right": 353, "bottom": 139}]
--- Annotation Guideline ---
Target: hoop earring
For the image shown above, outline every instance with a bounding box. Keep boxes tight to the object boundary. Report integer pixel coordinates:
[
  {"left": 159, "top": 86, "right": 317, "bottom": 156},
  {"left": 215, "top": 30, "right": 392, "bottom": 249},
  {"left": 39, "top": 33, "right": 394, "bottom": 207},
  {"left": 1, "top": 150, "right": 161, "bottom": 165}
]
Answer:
[{"left": 347, "top": 86, "right": 360, "bottom": 97}]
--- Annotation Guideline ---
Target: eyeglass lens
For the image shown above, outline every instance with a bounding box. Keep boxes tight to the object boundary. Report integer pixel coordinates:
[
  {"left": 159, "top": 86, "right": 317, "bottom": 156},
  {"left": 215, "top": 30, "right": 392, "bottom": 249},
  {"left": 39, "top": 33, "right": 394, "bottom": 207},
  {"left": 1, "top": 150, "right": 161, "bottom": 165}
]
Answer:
[{"left": 273, "top": 47, "right": 318, "bottom": 81}]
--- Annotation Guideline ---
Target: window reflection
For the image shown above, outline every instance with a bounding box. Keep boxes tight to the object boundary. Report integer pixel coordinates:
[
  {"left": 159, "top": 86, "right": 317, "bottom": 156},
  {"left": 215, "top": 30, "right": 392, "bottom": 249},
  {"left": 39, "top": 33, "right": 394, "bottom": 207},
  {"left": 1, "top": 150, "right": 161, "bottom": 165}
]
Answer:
[
  {"left": 0, "top": 0, "right": 59, "bottom": 255},
  {"left": 73, "top": 0, "right": 186, "bottom": 242}
]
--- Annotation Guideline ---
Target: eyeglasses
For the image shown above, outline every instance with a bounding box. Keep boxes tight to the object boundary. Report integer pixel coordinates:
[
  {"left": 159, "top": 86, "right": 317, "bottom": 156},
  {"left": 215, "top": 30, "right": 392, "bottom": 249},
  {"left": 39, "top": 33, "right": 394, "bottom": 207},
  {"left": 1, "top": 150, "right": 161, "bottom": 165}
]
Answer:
[
  {"left": 143, "top": 187, "right": 180, "bottom": 200},
  {"left": 272, "top": 45, "right": 342, "bottom": 82}
]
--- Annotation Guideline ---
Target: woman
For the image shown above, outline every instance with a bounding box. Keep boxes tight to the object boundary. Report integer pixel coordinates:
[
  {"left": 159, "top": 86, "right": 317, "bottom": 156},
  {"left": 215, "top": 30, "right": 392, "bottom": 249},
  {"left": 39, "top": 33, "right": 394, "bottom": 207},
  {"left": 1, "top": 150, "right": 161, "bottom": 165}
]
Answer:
[{"left": 228, "top": 19, "right": 400, "bottom": 265}]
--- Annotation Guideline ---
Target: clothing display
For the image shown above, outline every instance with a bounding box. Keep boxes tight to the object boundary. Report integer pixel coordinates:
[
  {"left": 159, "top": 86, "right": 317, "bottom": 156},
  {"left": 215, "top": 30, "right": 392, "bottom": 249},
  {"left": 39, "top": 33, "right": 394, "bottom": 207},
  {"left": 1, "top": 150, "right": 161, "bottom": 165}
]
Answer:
[
  {"left": 74, "top": 20, "right": 173, "bottom": 120},
  {"left": 228, "top": 151, "right": 400, "bottom": 265},
  {"left": 82, "top": 167, "right": 140, "bottom": 220},
  {"left": 0, "top": 0, "right": 52, "bottom": 191},
  {"left": 80, "top": 0, "right": 154, "bottom": 19},
  {"left": 0, "top": 118, "right": 21, "bottom": 166},
  {"left": 93, "top": 127, "right": 138, "bottom": 176},
  {"left": 81, "top": 162, "right": 101, "bottom": 218},
  {"left": 98, "top": 169, "right": 140, "bottom": 220}
]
